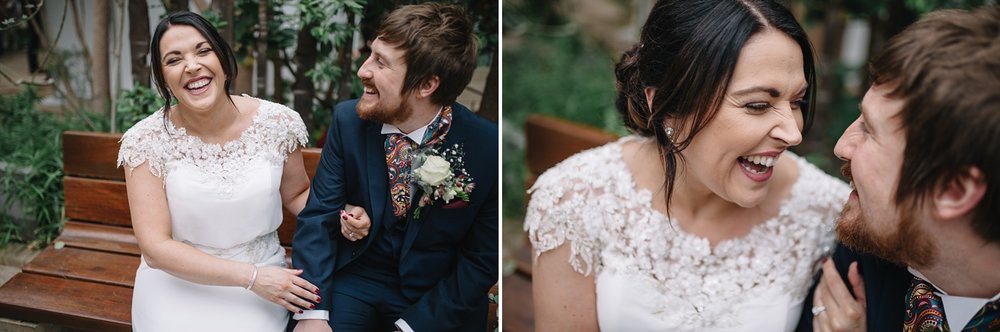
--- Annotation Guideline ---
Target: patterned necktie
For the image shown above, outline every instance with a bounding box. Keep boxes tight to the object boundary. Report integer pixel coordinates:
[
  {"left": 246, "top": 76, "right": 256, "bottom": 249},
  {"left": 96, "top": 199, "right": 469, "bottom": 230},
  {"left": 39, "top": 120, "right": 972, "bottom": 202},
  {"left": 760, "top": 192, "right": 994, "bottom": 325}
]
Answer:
[
  {"left": 384, "top": 106, "right": 453, "bottom": 218},
  {"left": 904, "top": 276, "right": 950, "bottom": 332},
  {"left": 963, "top": 299, "right": 999, "bottom": 331}
]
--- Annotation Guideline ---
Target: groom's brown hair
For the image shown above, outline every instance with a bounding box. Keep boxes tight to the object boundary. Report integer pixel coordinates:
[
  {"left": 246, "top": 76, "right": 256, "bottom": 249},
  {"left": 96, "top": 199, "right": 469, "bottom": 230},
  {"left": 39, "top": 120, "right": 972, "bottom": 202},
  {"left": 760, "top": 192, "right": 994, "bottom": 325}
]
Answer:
[
  {"left": 377, "top": 3, "right": 479, "bottom": 106},
  {"left": 871, "top": 5, "right": 1000, "bottom": 242}
]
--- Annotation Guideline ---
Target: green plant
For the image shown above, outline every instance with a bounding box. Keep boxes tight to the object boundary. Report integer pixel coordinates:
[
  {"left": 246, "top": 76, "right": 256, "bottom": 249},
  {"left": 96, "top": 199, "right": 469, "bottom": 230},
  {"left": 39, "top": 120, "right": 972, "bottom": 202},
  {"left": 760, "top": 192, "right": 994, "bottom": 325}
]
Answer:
[
  {"left": 0, "top": 86, "right": 82, "bottom": 247},
  {"left": 501, "top": 29, "right": 622, "bottom": 219},
  {"left": 116, "top": 85, "right": 164, "bottom": 131}
]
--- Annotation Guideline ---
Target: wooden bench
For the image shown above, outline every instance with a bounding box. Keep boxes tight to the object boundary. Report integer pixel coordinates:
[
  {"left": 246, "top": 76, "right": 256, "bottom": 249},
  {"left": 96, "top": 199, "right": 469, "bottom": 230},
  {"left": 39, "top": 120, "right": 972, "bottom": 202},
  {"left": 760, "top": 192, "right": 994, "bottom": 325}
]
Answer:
[
  {"left": 0, "top": 131, "right": 317, "bottom": 331},
  {"left": 0, "top": 130, "right": 499, "bottom": 331},
  {"left": 503, "top": 114, "right": 618, "bottom": 331}
]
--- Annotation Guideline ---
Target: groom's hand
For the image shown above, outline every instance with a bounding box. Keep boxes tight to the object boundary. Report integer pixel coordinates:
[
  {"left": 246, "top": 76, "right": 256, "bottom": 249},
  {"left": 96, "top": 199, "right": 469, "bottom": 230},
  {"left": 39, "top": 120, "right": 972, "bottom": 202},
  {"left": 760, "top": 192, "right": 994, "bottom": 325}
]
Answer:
[
  {"left": 293, "top": 319, "right": 332, "bottom": 332},
  {"left": 340, "top": 205, "right": 371, "bottom": 241}
]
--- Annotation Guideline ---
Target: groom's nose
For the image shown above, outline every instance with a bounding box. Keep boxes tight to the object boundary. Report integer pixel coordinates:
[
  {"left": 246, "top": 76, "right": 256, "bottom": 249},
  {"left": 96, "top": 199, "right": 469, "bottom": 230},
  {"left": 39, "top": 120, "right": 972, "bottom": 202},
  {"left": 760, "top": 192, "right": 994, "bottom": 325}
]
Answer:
[{"left": 834, "top": 118, "right": 861, "bottom": 161}]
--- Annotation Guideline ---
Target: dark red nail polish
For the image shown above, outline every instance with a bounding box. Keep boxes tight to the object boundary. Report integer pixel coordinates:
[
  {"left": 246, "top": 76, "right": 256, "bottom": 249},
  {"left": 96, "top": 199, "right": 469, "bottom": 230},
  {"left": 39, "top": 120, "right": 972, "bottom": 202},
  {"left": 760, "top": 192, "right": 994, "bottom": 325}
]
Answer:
[
  {"left": 310, "top": 304, "right": 316, "bottom": 309},
  {"left": 349, "top": 213, "right": 355, "bottom": 217},
  {"left": 299, "top": 310, "right": 304, "bottom": 314},
  {"left": 316, "top": 297, "right": 322, "bottom": 303},
  {"left": 314, "top": 289, "right": 320, "bottom": 294}
]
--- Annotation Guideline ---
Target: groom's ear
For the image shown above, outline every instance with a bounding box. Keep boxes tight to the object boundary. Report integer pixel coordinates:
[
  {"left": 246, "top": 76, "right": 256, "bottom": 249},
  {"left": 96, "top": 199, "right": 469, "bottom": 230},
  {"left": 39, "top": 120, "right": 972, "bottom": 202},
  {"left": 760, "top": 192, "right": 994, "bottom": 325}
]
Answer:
[
  {"left": 931, "top": 166, "right": 986, "bottom": 221},
  {"left": 417, "top": 75, "right": 440, "bottom": 100}
]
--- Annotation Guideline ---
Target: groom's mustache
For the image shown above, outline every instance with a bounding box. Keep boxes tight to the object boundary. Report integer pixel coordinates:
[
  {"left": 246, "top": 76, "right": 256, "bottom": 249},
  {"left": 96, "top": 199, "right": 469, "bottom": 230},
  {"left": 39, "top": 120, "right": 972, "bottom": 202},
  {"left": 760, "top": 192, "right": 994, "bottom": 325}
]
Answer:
[{"left": 840, "top": 162, "right": 853, "bottom": 183}]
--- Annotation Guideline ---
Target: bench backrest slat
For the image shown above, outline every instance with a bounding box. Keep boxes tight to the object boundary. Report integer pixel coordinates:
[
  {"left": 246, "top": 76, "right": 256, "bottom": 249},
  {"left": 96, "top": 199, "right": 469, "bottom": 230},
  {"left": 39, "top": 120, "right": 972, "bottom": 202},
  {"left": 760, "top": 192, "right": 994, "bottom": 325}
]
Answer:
[
  {"left": 63, "top": 131, "right": 128, "bottom": 181},
  {"left": 64, "top": 177, "right": 131, "bottom": 226},
  {"left": 61, "top": 131, "right": 322, "bottom": 246},
  {"left": 523, "top": 115, "right": 618, "bottom": 187}
]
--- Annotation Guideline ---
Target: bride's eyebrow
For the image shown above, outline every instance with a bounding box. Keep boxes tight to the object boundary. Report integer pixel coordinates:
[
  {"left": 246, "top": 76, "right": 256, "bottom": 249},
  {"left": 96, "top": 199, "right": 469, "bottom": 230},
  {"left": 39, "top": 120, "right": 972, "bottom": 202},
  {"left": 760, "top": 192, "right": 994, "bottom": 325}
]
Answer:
[{"left": 730, "top": 86, "right": 780, "bottom": 98}]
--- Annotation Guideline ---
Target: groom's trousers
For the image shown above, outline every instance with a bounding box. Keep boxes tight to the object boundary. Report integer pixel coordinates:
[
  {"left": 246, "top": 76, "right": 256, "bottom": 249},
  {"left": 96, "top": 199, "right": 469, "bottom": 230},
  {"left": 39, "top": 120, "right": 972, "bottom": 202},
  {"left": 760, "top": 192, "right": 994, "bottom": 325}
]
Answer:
[{"left": 329, "top": 217, "right": 409, "bottom": 332}]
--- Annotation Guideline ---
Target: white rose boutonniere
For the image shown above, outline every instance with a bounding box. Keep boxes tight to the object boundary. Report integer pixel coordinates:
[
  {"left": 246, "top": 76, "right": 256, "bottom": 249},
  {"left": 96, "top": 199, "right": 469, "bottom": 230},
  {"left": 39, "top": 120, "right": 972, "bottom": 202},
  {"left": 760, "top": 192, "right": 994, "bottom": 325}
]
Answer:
[
  {"left": 411, "top": 143, "right": 475, "bottom": 219},
  {"left": 413, "top": 155, "right": 451, "bottom": 186}
]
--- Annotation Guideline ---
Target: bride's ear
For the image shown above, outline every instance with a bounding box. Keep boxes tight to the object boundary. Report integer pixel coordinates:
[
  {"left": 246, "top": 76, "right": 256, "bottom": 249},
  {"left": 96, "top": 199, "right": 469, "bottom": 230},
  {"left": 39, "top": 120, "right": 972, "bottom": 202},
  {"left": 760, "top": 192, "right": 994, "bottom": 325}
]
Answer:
[{"left": 644, "top": 87, "right": 656, "bottom": 112}]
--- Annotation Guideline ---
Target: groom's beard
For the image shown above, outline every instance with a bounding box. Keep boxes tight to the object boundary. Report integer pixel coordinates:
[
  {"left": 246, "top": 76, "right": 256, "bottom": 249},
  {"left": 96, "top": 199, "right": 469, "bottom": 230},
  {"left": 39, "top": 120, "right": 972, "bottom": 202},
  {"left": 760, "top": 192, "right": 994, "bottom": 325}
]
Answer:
[
  {"left": 357, "top": 84, "right": 413, "bottom": 125},
  {"left": 835, "top": 162, "right": 937, "bottom": 268}
]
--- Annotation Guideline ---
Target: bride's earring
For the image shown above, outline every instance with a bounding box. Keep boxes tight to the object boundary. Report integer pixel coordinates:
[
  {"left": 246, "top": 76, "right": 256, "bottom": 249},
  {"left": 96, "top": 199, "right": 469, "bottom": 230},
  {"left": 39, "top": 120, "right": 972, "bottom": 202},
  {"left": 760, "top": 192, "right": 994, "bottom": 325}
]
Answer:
[{"left": 664, "top": 126, "right": 674, "bottom": 143}]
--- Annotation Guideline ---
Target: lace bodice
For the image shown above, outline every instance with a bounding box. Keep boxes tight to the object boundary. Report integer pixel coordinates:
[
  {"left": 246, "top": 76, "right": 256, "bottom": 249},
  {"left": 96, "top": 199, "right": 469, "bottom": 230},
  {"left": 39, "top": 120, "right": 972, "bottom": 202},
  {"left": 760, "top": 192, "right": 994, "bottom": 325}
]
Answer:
[
  {"left": 524, "top": 136, "right": 849, "bottom": 330},
  {"left": 117, "top": 96, "right": 306, "bottom": 251},
  {"left": 117, "top": 97, "right": 308, "bottom": 197}
]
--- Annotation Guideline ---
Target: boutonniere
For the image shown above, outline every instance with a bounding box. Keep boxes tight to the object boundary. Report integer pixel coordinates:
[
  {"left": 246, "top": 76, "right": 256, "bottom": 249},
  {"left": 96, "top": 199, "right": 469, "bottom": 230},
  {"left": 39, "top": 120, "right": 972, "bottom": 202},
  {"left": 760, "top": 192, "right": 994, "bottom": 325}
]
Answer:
[{"left": 411, "top": 143, "right": 475, "bottom": 219}]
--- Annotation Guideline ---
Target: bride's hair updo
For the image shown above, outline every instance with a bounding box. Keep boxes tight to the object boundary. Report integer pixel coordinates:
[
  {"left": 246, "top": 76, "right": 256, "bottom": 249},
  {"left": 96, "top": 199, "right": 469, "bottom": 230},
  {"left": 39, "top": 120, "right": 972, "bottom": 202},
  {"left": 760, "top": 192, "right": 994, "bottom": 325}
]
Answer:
[{"left": 614, "top": 0, "right": 816, "bottom": 208}]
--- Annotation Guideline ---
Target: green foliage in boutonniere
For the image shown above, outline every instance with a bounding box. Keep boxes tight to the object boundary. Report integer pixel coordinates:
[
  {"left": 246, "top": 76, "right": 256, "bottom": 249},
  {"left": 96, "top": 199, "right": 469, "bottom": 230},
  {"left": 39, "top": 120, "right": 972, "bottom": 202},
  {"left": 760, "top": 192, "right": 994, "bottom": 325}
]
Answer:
[{"left": 411, "top": 143, "right": 475, "bottom": 219}]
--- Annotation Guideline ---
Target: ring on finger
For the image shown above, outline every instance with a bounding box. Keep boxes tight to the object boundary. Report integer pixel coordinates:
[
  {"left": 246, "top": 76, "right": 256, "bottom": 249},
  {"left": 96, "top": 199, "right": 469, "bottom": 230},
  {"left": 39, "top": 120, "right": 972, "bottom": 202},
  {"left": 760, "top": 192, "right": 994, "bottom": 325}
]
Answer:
[{"left": 811, "top": 305, "right": 827, "bottom": 316}]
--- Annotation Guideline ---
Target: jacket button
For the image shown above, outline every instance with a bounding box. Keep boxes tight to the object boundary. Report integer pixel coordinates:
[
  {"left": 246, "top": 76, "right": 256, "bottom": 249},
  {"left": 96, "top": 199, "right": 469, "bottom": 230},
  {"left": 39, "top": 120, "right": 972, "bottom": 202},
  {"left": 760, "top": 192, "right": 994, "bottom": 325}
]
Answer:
[{"left": 351, "top": 250, "right": 357, "bottom": 257}]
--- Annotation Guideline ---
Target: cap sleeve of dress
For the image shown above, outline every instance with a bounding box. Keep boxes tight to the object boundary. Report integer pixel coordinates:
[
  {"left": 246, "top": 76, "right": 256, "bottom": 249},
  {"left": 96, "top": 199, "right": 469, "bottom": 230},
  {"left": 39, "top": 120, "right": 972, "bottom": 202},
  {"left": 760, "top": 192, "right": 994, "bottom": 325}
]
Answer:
[
  {"left": 523, "top": 144, "right": 619, "bottom": 277},
  {"left": 117, "top": 110, "right": 168, "bottom": 178},
  {"left": 272, "top": 102, "right": 309, "bottom": 155}
]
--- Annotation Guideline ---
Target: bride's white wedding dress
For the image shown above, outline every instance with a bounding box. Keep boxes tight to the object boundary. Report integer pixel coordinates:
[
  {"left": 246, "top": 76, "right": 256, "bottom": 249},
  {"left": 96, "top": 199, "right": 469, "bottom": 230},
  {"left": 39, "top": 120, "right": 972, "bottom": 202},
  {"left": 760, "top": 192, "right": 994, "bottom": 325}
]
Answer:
[
  {"left": 525, "top": 136, "right": 849, "bottom": 331},
  {"left": 118, "top": 97, "right": 307, "bottom": 331}
]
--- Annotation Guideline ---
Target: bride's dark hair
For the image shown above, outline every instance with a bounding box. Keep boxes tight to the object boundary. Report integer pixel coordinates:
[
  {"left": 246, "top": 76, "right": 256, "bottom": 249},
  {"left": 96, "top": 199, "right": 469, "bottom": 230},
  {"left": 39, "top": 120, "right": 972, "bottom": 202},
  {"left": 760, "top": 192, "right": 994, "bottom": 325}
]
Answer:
[{"left": 614, "top": 0, "right": 816, "bottom": 212}]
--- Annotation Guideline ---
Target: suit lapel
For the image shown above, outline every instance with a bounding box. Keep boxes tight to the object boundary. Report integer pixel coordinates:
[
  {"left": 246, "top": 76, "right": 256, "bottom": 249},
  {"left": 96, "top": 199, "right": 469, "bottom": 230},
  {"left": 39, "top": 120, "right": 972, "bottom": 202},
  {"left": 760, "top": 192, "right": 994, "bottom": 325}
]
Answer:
[
  {"left": 401, "top": 105, "right": 470, "bottom": 258},
  {"left": 365, "top": 121, "right": 392, "bottom": 233}
]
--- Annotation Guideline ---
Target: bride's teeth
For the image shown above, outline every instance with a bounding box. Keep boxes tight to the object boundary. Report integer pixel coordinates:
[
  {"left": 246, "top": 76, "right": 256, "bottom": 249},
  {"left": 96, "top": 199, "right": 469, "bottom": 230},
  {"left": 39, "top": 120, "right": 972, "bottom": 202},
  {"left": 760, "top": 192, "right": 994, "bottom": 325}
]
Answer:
[
  {"left": 186, "top": 78, "right": 209, "bottom": 89},
  {"left": 741, "top": 155, "right": 777, "bottom": 167}
]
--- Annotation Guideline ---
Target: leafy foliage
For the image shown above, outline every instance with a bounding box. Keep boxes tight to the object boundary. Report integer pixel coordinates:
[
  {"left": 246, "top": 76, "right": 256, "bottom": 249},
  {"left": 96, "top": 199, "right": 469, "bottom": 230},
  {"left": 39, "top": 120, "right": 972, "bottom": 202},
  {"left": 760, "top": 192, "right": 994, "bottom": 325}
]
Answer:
[
  {"left": 116, "top": 85, "right": 165, "bottom": 131},
  {"left": 501, "top": 29, "right": 622, "bottom": 218},
  {"left": 0, "top": 87, "right": 82, "bottom": 247}
]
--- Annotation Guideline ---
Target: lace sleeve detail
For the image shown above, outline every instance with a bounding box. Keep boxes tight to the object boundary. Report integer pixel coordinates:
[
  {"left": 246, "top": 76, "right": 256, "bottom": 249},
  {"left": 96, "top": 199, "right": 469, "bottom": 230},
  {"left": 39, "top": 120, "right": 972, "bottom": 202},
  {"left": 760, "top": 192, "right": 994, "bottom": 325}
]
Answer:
[
  {"left": 524, "top": 144, "right": 624, "bottom": 277},
  {"left": 117, "top": 111, "right": 167, "bottom": 178},
  {"left": 259, "top": 100, "right": 309, "bottom": 162},
  {"left": 276, "top": 104, "right": 309, "bottom": 154}
]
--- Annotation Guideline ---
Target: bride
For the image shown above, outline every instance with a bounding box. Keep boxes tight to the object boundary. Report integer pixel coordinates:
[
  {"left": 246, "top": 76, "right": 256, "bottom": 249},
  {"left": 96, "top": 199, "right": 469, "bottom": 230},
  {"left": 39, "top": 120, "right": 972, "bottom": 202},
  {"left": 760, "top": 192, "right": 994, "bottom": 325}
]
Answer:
[
  {"left": 525, "top": 0, "right": 848, "bottom": 330},
  {"left": 119, "top": 12, "right": 368, "bottom": 331}
]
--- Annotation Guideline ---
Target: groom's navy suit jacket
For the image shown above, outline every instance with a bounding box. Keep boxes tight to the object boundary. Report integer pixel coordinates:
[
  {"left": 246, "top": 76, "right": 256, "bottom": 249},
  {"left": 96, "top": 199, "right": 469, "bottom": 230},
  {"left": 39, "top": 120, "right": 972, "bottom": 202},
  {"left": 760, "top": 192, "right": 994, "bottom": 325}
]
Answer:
[
  {"left": 795, "top": 243, "right": 911, "bottom": 331},
  {"left": 292, "top": 99, "right": 498, "bottom": 331}
]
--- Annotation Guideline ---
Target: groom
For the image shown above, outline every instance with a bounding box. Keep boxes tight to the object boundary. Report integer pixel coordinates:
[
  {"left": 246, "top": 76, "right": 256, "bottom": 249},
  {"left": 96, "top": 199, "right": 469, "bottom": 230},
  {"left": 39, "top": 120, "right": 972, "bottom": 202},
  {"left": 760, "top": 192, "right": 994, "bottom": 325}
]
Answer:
[
  {"left": 290, "top": 3, "right": 497, "bottom": 332},
  {"left": 797, "top": 6, "right": 1000, "bottom": 331}
]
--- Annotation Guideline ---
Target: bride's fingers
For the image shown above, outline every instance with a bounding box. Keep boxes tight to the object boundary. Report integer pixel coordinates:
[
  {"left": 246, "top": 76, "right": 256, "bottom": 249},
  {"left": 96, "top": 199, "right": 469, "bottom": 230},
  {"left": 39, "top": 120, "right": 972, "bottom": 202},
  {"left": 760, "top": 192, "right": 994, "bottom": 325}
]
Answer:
[
  {"left": 286, "top": 289, "right": 317, "bottom": 310},
  {"left": 340, "top": 214, "right": 360, "bottom": 241},
  {"left": 278, "top": 298, "right": 302, "bottom": 314},
  {"left": 814, "top": 259, "right": 865, "bottom": 331},
  {"left": 347, "top": 207, "right": 370, "bottom": 226},
  {"left": 814, "top": 277, "right": 832, "bottom": 332},
  {"left": 343, "top": 207, "right": 371, "bottom": 237},
  {"left": 289, "top": 275, "right": 319, "bottom": 295}
]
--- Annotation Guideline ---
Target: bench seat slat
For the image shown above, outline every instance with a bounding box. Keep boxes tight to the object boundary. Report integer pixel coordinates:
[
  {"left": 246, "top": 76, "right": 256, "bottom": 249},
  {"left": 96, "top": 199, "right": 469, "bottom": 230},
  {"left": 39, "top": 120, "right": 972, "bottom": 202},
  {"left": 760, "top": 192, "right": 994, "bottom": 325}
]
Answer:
[
  {"left": 23, "top": 246, "right": 139, "bottom": 288},
  {"left": 59, "top": 221, "right": 140, "bottom": 255},
  {"left": 0, "top": 273, "right": 132, "bottom": 331}
]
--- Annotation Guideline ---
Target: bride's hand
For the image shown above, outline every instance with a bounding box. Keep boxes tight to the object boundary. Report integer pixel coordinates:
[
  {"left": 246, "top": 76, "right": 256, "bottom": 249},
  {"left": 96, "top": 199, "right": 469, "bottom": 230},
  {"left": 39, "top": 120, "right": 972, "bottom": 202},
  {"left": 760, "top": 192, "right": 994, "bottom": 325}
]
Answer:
[
  {"left": 249, "top": 266, "right": 321, "bottom": 313},
  {"left": 341, "top": 204, "right": 371, "bottom": 241},
  {"left": 812, "top": 259, "right": 867, "bottom": 332}
]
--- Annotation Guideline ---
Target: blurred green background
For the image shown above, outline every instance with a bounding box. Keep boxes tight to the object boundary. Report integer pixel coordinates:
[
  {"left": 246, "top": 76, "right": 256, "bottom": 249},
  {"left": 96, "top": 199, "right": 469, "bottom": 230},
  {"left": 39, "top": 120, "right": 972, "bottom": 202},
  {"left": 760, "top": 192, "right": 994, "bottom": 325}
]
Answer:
[{"left": 501, "top": 0, "right": 996, "bottom": 268}]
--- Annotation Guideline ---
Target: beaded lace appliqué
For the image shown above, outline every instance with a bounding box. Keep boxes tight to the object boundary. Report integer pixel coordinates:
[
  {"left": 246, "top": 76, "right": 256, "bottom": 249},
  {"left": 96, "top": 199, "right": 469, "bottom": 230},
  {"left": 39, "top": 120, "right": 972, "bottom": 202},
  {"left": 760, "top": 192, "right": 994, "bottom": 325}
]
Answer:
[
  {"left": 117, "top": 98, "right": 308, "bottom": 198},
  {"left": 524, "top": 136, "right": 849, "bottom": 329}
]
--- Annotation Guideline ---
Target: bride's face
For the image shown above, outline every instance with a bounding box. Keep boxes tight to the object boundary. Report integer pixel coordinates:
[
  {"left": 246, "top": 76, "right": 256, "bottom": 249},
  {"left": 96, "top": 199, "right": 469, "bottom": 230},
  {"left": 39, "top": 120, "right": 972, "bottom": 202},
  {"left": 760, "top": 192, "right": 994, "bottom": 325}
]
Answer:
[
  {"left": 158, "top": 25, "right": 227, "bottom": 114},
  {"left": 678, "top": 29, "right": 807, "bottom": 208}
]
